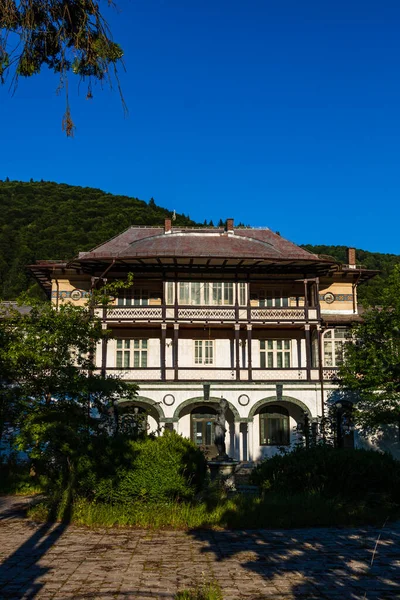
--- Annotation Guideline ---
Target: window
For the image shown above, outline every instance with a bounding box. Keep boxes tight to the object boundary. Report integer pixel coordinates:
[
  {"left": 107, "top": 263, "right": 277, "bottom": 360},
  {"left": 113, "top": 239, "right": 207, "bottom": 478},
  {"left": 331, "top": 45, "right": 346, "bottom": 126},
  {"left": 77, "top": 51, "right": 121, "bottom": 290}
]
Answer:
[
  {"left": 260, "top": 405, "right": 290, "bottom": 446},
  {"left": 116, "top": 339, "right": 130, "bottom": 368},
  {"left": 258, "top": 290, "right": 289, "bottom": 308},
  {"left": 194, "top": 340, "right": 214, "bottom": 365},
  {"left": 166, "top": 282, "right": 174, "bottom": 305},
  {"left": 191, "top": 408, "right": 217, "bottom": 449},
  {"left": 260, "top": 339, "right": 291, "bottom": 368},
  {"left": 175, "top": 282, "right": 237, "bottom": 305},
  {"left": 323, "top": 328, "right": 350, "bottom": 367},
  {"left": 116, "top": 339, "right": 148, "bottom": 368},
  {"left": 239, "top": 282, "right": 246, "bottom": 306},
  {"left": 117, "top": 289, "right": 149, "bottom": 306}
]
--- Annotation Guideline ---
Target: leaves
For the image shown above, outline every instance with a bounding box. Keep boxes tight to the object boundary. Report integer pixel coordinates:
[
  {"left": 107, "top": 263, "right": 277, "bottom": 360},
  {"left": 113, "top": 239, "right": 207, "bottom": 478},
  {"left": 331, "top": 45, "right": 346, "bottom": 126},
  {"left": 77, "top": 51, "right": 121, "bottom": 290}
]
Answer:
[
  {"left": 0, "top": 299, "right": 138, "bottom": 468},
  {"left": 0, "top": 0, "right": 125, "bottom": 134},
  {"left": 338, "top": 265, "right": 400, "bottom": 433}
]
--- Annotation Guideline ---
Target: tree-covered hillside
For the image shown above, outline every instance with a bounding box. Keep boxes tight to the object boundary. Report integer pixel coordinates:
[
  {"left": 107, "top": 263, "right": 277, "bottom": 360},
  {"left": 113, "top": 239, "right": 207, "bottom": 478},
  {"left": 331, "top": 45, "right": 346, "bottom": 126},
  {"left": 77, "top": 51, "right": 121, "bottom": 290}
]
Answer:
[
  {"left": 301, "top": 244, "right": 400, "bottom": 306},
  {"left": 0, "top": 180, "right": 399, "bottom": 303},
  {"left": 0, "top": 180, "right": 198, "bottom": 299}
]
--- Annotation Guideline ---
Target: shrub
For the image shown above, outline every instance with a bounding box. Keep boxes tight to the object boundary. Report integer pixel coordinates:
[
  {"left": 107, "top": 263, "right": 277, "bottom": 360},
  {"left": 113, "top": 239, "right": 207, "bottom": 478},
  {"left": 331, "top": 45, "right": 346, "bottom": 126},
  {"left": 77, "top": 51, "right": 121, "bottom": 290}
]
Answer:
[
  {"left": 70, "top": 430, "right": 207, "bottom": 503},
  {"left": 250, "top": 446, "right": 400, "bottom": 507}
]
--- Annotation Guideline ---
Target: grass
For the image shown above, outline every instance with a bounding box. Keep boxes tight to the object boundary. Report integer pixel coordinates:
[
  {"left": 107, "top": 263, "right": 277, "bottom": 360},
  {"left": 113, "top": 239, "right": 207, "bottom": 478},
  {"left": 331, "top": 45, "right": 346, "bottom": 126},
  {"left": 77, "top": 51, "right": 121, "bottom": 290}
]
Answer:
[
  {"left": 175, "top": 580, "right": 223, "bottom": 600},
  {"left": 0, "top": 466, "right": 44, "bottom": 496},
  {"left": 27, "top": 490, "right": 400, "bottom": 529}
]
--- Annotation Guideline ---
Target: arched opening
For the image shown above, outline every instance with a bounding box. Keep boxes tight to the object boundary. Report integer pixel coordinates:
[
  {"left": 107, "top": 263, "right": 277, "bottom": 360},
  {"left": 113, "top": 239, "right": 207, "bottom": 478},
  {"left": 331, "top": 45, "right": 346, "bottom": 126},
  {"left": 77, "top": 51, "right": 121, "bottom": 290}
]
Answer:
[
  {"left": 175, "top": 398, "right": 238, "bottom": 459},
  {"left": 116, "top": 399, "right": 161, "bottom": 436},
  {"left": 191, "top": 406, "right": 217, "bottom": 458},
  {"left": 118, "top": 405, "right": 148, "bottom": 438},
  {"left": 259, "top": 405, "right": 290, "bottom": 446},
  {"left": 251, "top": 397, "right": 310, "bottom": 460}
]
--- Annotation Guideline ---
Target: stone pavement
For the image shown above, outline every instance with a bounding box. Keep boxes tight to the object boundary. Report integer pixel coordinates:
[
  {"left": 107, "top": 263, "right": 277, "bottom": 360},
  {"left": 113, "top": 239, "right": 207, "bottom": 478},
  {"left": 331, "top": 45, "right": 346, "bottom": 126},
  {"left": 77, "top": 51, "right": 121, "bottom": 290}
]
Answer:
[{"left": 0, "top": 496, "right": 399, "bottom": 600}]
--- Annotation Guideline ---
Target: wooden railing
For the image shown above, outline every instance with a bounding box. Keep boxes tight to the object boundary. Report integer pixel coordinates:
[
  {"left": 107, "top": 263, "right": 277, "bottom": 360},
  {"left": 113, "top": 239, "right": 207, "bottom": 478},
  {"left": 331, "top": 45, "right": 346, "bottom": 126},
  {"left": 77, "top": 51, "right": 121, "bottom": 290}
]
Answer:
[{"left": 97, "top": 305, "right": 310, "bottom": 323}]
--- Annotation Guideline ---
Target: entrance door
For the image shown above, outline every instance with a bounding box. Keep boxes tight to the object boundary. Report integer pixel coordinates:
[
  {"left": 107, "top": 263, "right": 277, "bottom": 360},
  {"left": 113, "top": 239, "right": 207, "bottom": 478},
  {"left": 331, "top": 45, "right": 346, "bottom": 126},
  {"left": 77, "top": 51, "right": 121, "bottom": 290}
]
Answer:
[{"left": 191, "top": 407, "right": 217, "bottom": 458}]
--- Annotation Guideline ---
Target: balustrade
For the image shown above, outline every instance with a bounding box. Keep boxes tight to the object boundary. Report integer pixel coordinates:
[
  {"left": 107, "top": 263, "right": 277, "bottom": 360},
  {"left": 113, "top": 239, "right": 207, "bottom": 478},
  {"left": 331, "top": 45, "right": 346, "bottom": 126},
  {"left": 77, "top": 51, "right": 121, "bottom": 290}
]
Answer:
[{"left": 98, "top": 304, "right": 308, "bottom": 322}]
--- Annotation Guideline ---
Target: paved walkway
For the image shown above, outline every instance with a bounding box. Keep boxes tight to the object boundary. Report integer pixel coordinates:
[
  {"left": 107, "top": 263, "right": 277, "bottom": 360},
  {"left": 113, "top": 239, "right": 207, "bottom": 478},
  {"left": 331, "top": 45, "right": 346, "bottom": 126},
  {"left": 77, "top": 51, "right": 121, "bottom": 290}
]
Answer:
[{"left": 0, "top": 496, "right": 399, "bottom": 600}]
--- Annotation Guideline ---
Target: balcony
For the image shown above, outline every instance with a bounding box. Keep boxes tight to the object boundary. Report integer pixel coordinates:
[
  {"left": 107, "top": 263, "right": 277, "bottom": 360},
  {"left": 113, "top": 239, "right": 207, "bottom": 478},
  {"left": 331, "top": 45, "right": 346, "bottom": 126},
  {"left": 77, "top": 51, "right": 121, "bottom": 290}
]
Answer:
[
  {"left": 102, "top": 367, "right": 337, "bottom": 382},
  {"left": 97, "top": 305, "right": 313, "bottom": 323}
]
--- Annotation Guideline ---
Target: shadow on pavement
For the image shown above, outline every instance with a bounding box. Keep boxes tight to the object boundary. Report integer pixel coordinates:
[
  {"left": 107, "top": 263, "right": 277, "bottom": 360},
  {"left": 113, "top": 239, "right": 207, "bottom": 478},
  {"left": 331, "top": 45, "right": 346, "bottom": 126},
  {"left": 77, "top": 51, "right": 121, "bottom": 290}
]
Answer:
[
  {"left": 188, "top": 523, "right": 400, "bottom": 599},
  {"left": 0, "top": 495, "right": 71, "bottom": 598}
]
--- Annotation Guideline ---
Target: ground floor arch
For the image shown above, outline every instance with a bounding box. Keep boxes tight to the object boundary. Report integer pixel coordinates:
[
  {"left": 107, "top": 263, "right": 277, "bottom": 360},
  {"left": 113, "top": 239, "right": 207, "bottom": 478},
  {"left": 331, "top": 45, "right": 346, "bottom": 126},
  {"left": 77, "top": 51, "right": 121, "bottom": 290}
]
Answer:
[
  {"left": 174, "top": 397, "right": 238, "bottom": 459},
  {"left": 249, "top": 396, "right": 310, "bottom": 460},
  {"left": 116, "top": 395, "right": 164, "bottom": 436}
]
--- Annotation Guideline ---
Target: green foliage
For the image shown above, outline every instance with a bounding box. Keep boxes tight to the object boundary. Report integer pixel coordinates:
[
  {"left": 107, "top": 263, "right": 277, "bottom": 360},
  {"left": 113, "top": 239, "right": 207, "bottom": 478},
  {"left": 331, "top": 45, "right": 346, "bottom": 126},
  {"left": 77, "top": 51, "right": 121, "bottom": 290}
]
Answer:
[
  {"left": 29, "top": 487, "right": 399, "bottom": 529},
  {"left": 71, "top": 431, "right": 207, "bottom": 503},
  {"left": 175, "top": 581, "right": 223, "bottom": 600},
  {"left": 0, "top": 181, "right": 200, "bottom": 299},
  {"left": 302, "top": 243, "right": 400, "bottom": 306},
  {"left": 0, "top": 463, "right": 44, "bottom": 495},
  {"left": 339, "top": 265, "right": 400, "bottom": 432},
  {"left": 1, "top": 0, "right": 125, "bottom": 134},
  {"left": 250, "top": 446, "right": 400, "bottom": 509},
  {"left": 0, "top": 299, "right": 137, "bottom": 465}
]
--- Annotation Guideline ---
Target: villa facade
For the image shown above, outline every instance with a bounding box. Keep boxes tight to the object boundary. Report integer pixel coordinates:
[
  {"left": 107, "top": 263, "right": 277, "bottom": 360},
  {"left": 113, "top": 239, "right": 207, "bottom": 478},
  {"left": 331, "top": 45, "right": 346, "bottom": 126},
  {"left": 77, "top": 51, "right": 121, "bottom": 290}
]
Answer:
[{"left": 29, "top": 219, "right": 375, "bottom": 461}]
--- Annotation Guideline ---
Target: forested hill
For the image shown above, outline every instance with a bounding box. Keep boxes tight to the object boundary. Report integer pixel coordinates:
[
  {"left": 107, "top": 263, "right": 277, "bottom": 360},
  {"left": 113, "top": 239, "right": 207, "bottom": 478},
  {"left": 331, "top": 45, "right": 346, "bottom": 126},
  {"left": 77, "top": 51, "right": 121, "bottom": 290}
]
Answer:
[
  {"left": 0, "top": 180, "right": 399, "bottom": 303},
  {"left": 0, "top": 180, "right": 199, "bottom": 299},
  {"left": 301, "top": 245, "right": 400, "bottom": 305}
]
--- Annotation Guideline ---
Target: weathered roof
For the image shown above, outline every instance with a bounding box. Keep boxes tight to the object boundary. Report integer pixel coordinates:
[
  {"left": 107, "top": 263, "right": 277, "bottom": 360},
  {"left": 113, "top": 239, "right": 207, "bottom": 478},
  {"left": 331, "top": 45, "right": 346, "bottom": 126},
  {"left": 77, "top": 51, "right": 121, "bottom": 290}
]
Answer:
[{"left": 75, "top": 226, "right": 329, "bottom": 263}]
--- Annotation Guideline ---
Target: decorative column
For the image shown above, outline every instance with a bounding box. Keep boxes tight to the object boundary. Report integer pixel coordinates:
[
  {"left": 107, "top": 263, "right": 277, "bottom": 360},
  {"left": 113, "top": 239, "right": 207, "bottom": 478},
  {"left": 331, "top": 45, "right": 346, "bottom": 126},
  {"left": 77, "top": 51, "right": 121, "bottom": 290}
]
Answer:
[
  {"left": 173, "top": 323, "right": 179, "bottom": 381},
  {"left": 234, "top": 421, "right": 241, "bottom": 461},
  {"left": 247, "top": 324, "right": 252, "bottom": 381},
  {"left": 317, "top": 324, "right": 325, "bottom": 423},
  {"left": 235, "top": 324, "right": 240, "bottom": 380},
  {"left": 174, "top": 280, "right": 179, "bottom": 321},
  {"left": 235, "top": 281, "right": 239, "bottom": 321},
  {"left": 247, "top": 419, "right": 254, "bottom": 462},
  {"left": 161, "top": 323, "right": 167, "bottom": 381},
  {"left": 304, "top": 324, "right": 311, "bottom": 381},
  {"left": 101, "top": 322, "right": 108, "bottom": 377},
  {"left": 303, "top": 279, "right": 309, "bottom": 320}
]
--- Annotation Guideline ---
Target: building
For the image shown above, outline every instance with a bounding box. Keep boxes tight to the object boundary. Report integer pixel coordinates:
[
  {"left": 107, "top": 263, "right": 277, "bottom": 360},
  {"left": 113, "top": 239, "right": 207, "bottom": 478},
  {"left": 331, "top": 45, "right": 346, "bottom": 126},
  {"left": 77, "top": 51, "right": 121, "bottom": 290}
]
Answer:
[{"left": 29, "top": 219, "right": 375, "bottom": 461}]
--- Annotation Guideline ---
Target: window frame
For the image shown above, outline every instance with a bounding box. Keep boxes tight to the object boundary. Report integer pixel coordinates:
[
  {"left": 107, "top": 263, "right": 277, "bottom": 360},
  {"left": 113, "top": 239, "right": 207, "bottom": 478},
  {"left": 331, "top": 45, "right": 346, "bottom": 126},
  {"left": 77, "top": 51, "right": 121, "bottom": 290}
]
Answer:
[
  {"left": 258, "top": 289, "right": 289, "bottom": 308},
  {"left": 166, "top": 281, "right": 244, "bottom": 306},
  {"left": 117, "top": 288, "right": 149, "bottom": 306},
  {"left": 116, "top": 338, "right": 148, "bottom": 368},
  {"left": 194, "top": 340, "right": 214, "bottom": 365},
  {"left": 322, "top": 327, "right": 351, "bottom": 367},
  {"left": 259, "top": 405, "right": 290, "bottom": 446},
  {"left": 260, "top": 339, "right": 291, "bottom": 368}
]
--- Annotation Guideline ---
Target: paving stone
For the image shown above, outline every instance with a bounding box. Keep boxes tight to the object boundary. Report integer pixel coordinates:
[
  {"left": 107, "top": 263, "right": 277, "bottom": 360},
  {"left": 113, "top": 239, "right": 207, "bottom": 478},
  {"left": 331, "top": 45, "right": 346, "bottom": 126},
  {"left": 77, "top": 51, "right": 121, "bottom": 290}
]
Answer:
[{"left": 1, "top": 496, "right": 400, "bottom": 599}]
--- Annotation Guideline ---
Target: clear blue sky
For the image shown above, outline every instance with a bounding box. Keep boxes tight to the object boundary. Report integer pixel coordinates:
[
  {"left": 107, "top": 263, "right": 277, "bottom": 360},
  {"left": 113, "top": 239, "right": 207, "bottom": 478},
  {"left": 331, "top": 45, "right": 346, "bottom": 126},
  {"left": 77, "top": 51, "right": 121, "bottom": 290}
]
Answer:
[{"left": 1, "top": 0, "right": 400, "bottom": 253}]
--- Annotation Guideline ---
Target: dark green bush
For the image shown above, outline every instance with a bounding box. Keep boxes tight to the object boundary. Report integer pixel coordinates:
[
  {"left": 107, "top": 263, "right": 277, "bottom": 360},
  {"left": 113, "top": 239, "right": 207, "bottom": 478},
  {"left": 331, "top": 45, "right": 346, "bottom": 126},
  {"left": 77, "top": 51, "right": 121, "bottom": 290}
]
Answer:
[
  {"left": 250, "top": 446, "right": 400, "bottom": 506},
  {"left": 72, "top": 430, "right": 207, "bottom": 503}
]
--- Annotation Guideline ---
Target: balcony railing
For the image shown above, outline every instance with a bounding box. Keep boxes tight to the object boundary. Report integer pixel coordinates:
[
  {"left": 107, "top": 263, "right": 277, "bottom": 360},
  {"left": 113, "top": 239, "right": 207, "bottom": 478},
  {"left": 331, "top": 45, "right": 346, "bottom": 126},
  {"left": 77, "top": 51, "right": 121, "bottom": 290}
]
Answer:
[
  {"left": 97, "top": 305, "right": 312, "bottom": 322},
  {"left": 102, "top": 367, "right": 337, "bottom": 382}
]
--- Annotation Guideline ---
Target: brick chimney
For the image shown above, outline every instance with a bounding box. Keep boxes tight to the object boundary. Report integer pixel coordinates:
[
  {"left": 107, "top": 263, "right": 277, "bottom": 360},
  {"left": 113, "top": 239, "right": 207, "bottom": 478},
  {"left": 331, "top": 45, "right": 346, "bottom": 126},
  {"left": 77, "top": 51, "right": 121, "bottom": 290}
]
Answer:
[
  {"left": 226, "top": 218, "right": 234, "bottom": 233},
  {"left": 347, "top": 247, "right": 356, "bottom": 269},
  {"left": 164, "top": 218, "right": 172, "bottom": 234}
]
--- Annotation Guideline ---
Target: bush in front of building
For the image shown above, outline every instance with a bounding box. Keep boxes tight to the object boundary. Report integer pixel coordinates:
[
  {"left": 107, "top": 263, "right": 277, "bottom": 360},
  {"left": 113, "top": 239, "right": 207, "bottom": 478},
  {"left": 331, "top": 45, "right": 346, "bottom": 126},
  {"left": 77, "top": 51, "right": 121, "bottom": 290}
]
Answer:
[
  {"left": 71, "top": 430, "right": 208, "bottom": 503},
  {"left": 250, "top": 445, "right": 400, "bottom": 508}
]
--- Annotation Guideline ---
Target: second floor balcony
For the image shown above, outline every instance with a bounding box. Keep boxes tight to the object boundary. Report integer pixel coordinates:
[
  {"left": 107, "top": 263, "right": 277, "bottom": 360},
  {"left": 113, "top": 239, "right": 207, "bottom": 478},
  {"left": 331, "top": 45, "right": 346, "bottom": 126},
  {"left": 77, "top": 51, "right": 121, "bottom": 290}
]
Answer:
[
  {"left": 96, "top": 304, "right": 317, "bottom": 323},
  {"left": 95, "top": 280, "right": 319, "bottom": 323}
]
